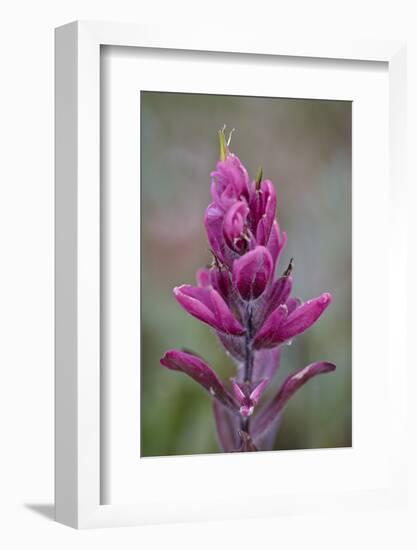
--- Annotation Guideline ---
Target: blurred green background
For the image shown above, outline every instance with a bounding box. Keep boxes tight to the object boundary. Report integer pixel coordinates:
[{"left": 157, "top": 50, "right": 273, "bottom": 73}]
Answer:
[{"left": 140, "top": 91, "right": 351, "bottom": 457}]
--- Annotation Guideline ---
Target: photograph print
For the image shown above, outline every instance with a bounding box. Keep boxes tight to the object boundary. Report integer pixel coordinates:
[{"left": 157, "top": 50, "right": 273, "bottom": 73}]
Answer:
[{"left": 140, "top": 91, "right": 351, "bottom": 457}]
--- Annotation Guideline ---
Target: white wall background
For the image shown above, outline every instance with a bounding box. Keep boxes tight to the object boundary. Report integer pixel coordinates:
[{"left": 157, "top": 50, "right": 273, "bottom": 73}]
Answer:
[{"left": 0, "top": 1, "right": 416, "bottom": 548}]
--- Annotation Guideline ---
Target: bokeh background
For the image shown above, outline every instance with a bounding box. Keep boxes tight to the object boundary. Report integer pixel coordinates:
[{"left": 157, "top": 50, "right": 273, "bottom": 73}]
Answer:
[{"left": 140, "top": 91, "right": 351, "bottom": 457}]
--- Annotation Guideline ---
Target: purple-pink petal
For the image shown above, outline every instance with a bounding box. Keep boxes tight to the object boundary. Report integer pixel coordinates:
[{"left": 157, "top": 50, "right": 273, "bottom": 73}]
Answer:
[
  {"left": 210, "top": 180, "right": 238, "bottom": 211},
  {"left": 196, "top": 267, "right": 210, "bottom": 287},
  {"left": 210, "top": 288, "right": 246, "bottom": 335},
  {"left": 254, "top": 292, "right": 332, "bottom": 348},
  {"left": 277, "top": 292, "right": 332, "bottom": 341},
  {"left": 248, "top": 179, "right": 276, "bottom": 234},
  {"left": 231, "top": 378, "right": 268, "bottom": 417},
  {"left": 249, "top": 379, "right": 269, "bottom": 404},
  {"left": 266, "top": 220, "right": 286, "bottom": 271},
  {"left": 204, "top": 203, "right": 226, "bottom": 263},
  {"left": 209, "top": 267, "right": 231, "bottom": 302},
  {"left": 161, "top": 350, "right": 238, "bottom": 411},
  {"left": 254, "top": 181, "right": 277, "bottom": 246},
  {"left": 267, "top": 275, "right": 293, "bottom": 310},
  {"left": 252, "top": 361, "right": 336, "bottom": 438},
  {"left": 286, "top": 296, "right": 301, "bottom": 314},
  {"left": 256, "top": 275, "right": 293, "bottom": 328},
  {"left": 232, "top": 245, "right": 273, "bottom": 300},
  {"left": 210, "top": 154, "right": 249, "bottom": 210},
  {"left": 174, "top": 284, "right": 245, "bottom": 335},
  {"left": 231, "top": 379, "right": 246, "bottom": 402},
  {"left": 254, "top": 304, "right": 288, "bottom": 348},
  {"left": 223, "top": 201, "right": 249, "bottom": 250}
]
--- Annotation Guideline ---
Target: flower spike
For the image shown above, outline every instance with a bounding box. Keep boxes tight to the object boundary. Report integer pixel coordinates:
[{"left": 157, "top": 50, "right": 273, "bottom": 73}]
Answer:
[{"left": 161, "top": 130, "right": 336, "bottom": 453}]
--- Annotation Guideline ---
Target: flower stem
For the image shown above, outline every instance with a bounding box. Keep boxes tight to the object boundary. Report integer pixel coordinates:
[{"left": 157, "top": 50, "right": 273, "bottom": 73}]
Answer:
[
  {"left": 241, "top": 304, "right": 254, "bottom": 435},
  {"left": 244, "top": 304, "right": 254, "bottom": 383},
  {"left": 241, "top": 416, "right": 249, "bottom": 432}
]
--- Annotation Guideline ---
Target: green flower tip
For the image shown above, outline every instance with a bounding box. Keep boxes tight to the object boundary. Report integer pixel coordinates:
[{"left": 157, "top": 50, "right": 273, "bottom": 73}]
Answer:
[
  {"left": 255, "top": 166, "right": 263, "bottom": 190},
  {"left": 218, "top": 125, "right": 235, "bottom": 161}
]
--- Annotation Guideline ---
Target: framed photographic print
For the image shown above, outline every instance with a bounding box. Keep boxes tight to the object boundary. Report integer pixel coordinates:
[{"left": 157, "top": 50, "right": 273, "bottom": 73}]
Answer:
[{"left": 55, "top": 21, "right": 407, "bottom": 528}]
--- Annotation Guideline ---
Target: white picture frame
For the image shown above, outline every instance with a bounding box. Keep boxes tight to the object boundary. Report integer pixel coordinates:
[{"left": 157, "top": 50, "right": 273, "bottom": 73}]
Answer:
[{"left": 55, "top": 21, "right": 407, "bottom": 529}]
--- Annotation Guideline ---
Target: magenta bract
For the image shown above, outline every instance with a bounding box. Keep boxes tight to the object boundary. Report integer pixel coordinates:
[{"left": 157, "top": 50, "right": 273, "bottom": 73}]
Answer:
[
  {"left": 160, "top": 350, "right": 238, "bottom": 412},
  {"left": 173, "top": 284, "right": 245, "bottom": 335},
  {"left": 232, "top": 246, "right": 273, "bottom": 301}
]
